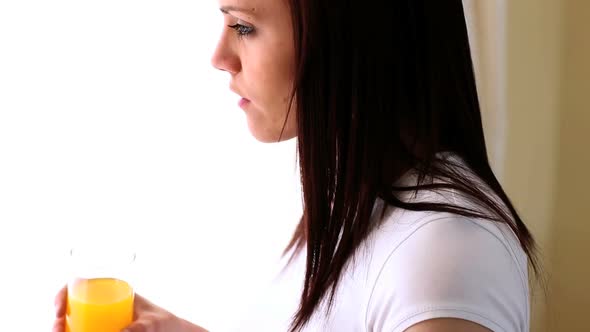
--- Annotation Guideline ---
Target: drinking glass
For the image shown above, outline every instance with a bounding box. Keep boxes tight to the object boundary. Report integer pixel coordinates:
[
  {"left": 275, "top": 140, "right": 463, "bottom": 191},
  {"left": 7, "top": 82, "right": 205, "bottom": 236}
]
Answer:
[{"left": 66, "top": 246, "right": 136, "bottom": 332}]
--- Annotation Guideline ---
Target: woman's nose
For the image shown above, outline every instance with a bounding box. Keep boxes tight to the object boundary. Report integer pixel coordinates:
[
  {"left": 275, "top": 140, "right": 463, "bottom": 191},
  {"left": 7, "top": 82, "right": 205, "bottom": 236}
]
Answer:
[{"left": 211, "top": 34, "right": 241, "bottom": 75}]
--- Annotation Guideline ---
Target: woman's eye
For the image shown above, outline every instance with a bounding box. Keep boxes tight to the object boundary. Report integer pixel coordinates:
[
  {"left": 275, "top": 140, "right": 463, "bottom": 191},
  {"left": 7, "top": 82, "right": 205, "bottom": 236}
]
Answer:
[{"left": 228, "top": 23, "right": 255, "bottom": 37}]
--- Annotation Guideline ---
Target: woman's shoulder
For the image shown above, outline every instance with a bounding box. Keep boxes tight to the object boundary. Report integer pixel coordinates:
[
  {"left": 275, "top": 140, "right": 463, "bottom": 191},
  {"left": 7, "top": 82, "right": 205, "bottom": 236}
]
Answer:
[
  {"left": 360, "top": 210, "right": 530, "bottom": 331},
  {"left": 370, "top": 152, "right": 528, "bottom": 277},
  {"left": 368, "top": 202, "right": 528, "bottom": 273},
  {"left": 367, "top": 206, "right": 528, "bottom": 279}
]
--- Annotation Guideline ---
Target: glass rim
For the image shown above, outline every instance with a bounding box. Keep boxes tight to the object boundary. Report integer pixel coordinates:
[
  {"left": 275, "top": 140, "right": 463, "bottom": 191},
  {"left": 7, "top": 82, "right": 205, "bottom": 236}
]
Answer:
[{"left": 69, "top": 246, "right": 137, "bottom": 268}]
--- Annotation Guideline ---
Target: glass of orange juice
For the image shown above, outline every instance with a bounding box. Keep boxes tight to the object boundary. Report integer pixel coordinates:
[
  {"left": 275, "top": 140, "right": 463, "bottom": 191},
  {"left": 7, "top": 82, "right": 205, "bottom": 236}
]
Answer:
[{"left": 66, "top": 246, "right": 136, "bottom": 332}]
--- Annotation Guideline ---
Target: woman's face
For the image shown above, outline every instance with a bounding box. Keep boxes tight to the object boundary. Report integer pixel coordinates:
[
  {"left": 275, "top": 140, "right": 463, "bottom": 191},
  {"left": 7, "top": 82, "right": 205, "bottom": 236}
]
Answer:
[{"left": 211, "top": 0, "right": 297, "bottom": 142}]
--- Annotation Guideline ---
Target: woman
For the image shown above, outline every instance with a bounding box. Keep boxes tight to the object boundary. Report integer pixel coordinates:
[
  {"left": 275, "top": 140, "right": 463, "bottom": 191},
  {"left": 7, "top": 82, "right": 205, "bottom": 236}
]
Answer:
[{"left": 54, "top": 0, "right": 538, "bottom": 331}]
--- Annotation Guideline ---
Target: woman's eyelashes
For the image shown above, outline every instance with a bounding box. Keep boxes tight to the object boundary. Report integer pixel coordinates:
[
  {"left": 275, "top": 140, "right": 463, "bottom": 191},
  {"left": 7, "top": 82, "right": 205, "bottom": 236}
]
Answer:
[{"left": 228, "top": 22, "right": 255, "bottom": 38}]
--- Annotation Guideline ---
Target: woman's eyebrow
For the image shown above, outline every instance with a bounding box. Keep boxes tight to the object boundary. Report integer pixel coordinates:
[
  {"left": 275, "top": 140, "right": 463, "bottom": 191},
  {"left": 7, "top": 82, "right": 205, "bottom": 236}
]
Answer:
[{"left": 219, "top": 5, "right": 257, "bottom": 15}]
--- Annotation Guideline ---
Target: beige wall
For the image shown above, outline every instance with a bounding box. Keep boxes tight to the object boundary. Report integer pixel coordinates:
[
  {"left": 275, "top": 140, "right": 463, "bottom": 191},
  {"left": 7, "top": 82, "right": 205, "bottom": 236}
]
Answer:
[
  {"left": 504, "top": 0, "right": 590, "bottom": 331},
  {"left": 505, "top": 0, "right": 561, "bottom": 328},
  {"left": 549, "top": 0, "right": 590, "bottom": 330},
  {"left": 504, "top": 0, "right": 560, "bottom": 331}
]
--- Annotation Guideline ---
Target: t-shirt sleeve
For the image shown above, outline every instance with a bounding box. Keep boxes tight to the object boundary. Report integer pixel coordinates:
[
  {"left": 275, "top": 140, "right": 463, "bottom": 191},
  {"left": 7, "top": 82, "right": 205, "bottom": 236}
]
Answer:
[{"left": 365, "top": 217, "right": 529, "bottom": 332}]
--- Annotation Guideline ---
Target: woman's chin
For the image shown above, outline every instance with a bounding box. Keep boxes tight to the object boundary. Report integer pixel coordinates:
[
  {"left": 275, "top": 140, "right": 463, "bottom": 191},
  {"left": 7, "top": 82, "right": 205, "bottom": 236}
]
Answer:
[{"left": 247, "top": 121, "right": 296, "bottom": 143}]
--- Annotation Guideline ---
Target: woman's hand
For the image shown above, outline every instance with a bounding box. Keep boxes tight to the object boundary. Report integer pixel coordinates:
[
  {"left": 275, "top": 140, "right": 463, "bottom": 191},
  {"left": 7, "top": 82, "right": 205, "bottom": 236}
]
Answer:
[
  {"left": 53, "top": 286, "right": 209, "bottom": 332},
  {"left": 122, "top": 293, "right": 208, "bottom": 332},
  {"left": 52, "top": 286, "right": 67, "bottom": 332}
]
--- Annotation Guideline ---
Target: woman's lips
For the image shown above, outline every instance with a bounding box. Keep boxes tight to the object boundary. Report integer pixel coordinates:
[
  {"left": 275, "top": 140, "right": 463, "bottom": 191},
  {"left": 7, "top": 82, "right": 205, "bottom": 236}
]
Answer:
[{"left": 238, "top": 98, "right": 251, "bottom": 109}]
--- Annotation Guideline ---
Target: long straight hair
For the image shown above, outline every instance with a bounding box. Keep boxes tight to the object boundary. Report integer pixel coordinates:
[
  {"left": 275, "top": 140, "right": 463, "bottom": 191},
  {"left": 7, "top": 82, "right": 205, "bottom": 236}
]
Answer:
[{"left": 283, "top": 0, "right": 540, "bottom": 331}]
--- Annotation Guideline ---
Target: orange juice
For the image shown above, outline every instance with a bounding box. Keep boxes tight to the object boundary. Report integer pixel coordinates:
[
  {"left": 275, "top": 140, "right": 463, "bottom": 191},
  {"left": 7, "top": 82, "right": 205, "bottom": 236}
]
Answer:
[{"left": 66, "top": 278, "right": 134, "bottom": 332}]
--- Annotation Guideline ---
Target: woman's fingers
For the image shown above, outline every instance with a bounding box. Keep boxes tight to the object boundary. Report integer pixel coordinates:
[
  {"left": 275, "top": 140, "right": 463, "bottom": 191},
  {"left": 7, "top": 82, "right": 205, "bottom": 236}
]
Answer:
[
  {"left": 132, "top": 293, "right": 153, "bottom": 319},
  {"left": 122, "top": 315, "right": 161, "bottom": 332},
  {"left": 54, "top": 286, "right": 67, "bottom": 318},
  {"left": 53, "top": 286, "right": 67, "bottom": 332},
  {"left": 133, "top": 293, "right": 156, "bottom": 310},
  {"left": 52, "top": 316, "right": 65, "bottom": 332}
]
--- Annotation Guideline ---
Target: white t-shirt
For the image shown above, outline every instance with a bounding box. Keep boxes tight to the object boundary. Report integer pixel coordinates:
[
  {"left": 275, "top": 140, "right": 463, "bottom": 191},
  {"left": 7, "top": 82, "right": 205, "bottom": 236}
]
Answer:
[{"left": 235, "top": 161, "right": 530, "bottom": 332}]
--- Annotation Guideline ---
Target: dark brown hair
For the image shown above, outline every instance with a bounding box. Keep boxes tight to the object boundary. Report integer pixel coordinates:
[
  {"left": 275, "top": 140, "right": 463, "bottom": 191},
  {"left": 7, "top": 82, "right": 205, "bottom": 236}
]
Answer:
[{"left": 283, "top": 0, "right": 540, "bottom": 331}]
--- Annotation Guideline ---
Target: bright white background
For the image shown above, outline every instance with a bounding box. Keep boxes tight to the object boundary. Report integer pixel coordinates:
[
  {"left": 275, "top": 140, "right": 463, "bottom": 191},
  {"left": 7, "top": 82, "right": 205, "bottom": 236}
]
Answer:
[{"left": 0, "top": 1, "right": 303, "bottom": 330}]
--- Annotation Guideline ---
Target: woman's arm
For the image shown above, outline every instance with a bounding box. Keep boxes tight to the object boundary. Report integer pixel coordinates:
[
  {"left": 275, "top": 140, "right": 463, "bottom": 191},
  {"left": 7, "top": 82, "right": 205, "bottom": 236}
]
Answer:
[{"left": 405, "top": 318, "right": 492, "bottom": 332}]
